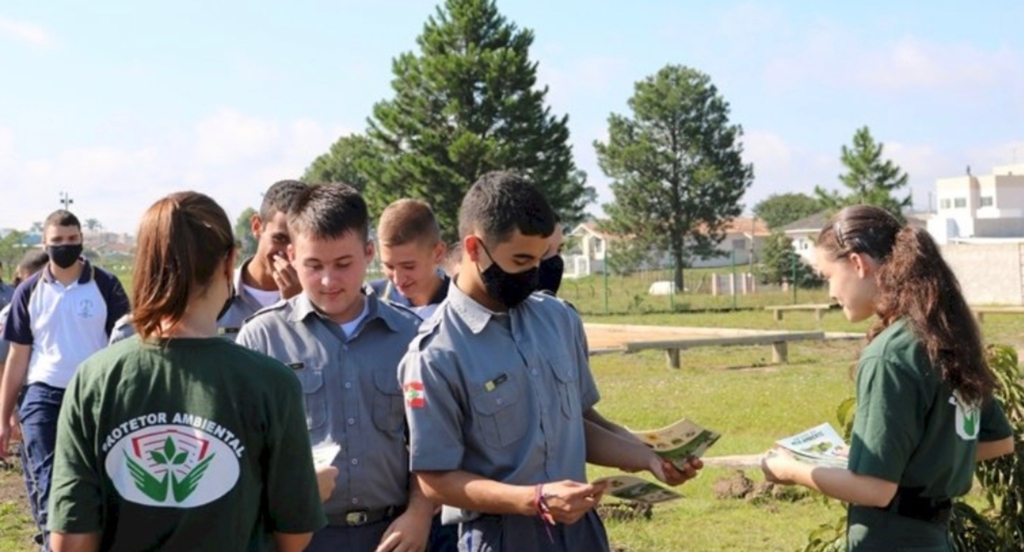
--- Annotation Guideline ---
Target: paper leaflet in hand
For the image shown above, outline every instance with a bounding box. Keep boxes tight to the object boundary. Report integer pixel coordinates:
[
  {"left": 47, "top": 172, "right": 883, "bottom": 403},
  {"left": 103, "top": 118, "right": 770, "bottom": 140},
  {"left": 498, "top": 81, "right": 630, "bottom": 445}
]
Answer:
[
  {"left": 629, "top": 418, "right": 721, "bottom": 470},
  {"left": 774, "top": 422, "right": 848, "bottom": 468},
  {"left": 312, "top": 442, "right": 341, "bottom": 469},
  {"left": 593, "top": 475, "right": 683, "bottom": 504}
]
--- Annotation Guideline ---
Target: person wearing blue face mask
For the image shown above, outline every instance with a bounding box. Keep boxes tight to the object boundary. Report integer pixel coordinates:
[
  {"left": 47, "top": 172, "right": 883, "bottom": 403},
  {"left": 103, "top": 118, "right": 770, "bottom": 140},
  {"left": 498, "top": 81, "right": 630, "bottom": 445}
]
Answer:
[{"left": 0, "top": 210, "right": 129, "bottom": 551}]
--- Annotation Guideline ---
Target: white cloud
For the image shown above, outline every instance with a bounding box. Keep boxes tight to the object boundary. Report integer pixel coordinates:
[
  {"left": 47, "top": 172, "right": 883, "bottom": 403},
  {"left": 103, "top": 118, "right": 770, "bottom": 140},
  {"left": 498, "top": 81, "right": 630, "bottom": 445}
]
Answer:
[
  {"left": 0, "top": 16, "right": 55, "bottom": 48},
  {"left": 0, "top": 112, "right": 353, "bottom": 234},
  {"left": 193, "top": 109, "right": 282, "bottom": 166},
  {"left": 763, "top": 31, "right": 1023, "bottom": 100},
  {"left": 855, "top": 39, "right": 1020, "bottom": 93}
]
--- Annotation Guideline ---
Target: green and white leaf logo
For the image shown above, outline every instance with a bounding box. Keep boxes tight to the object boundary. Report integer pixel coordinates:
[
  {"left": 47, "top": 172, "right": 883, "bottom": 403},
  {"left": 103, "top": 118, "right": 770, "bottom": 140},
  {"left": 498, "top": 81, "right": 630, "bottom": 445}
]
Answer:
[
  {"left": 949, "top": 393, "right": 981, "bottom": 441},
  {"left": 105, "top": 424, "right": 240, "bottom": 507}
]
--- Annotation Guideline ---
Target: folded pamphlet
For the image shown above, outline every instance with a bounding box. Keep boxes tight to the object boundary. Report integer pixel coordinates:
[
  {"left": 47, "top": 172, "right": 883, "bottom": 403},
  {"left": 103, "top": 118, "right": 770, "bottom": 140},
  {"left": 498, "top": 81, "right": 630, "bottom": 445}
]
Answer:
[
  {"left": 312, "top": 442, "right": 341, "bottom": 469},
  {"left": 593, "top": 475, "right": 683, "bottom": 504},
  {"left": 629, "top": 418, "right": 721, "bottom": 470},
  {"left": 774, "top": 423, "right": 848, "bottom": 468}
]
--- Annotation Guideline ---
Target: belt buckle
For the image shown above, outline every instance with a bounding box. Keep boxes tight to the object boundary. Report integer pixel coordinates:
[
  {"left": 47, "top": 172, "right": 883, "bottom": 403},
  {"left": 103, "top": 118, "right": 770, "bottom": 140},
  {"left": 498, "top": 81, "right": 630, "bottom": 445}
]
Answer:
[{"left": 346, "top": 511, "right": 369, "bottom": 526}]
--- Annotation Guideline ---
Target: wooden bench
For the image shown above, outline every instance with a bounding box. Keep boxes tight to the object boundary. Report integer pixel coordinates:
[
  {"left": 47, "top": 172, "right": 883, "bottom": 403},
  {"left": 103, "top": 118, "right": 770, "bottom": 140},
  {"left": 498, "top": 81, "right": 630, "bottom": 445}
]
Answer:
[
  {"left": 765, "top": 303, "right": 834, "bottom": 321},
  {"left": 624, "top": 331, "right": 827, "bottom": 369},
  {"left": 973, "top": 307, "right": 1024, "bottom": 323}
]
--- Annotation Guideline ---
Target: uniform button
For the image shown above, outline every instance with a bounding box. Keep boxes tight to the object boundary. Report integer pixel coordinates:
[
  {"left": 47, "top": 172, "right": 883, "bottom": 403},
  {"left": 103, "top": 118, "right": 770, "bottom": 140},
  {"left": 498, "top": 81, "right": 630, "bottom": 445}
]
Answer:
[
  {"left": 347, "top": 418, "right": 355, "bottom": 426},
  {"left": 531, "top": 369, "right": 539, "bottom": 376},
  {"left": 496, "top": 398, "right": 504, "bottom": 406},
  {"left": 351, "top": 458, "right": 359, "bottom": 465},
  {"left": 351, "top": 498, "right": 359, "bottom": 505},
  {"left": 342, "top": 345, "right": 348, "bottom": 351},
  {"left": 344, "top": 382, "right": 352, "bottom": 389}
]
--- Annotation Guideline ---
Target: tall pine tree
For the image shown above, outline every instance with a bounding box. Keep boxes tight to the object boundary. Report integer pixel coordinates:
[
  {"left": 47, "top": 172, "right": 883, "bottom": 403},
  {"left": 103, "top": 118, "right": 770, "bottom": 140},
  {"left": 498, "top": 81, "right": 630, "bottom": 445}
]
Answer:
[
  {"left": 815, "top": 126, "right": 911, "bottom": 221},
  {"left": 595, "top": 65, "right": 753, "bottom": 292},
  {"left": 364, "top": 0, "right": 591, "bottom": 241}
]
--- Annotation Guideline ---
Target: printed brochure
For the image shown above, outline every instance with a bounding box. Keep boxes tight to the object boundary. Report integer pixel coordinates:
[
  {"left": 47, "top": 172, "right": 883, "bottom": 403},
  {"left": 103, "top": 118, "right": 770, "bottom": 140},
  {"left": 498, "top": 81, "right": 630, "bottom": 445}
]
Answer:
[{"left": 774, "top": 422, "right": 848, "bottom": 468}]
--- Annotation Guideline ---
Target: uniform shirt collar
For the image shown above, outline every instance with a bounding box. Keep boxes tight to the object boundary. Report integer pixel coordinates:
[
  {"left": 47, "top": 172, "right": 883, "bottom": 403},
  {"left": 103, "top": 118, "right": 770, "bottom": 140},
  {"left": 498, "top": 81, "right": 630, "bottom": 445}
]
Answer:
[
  {"left": 42, "top": 258, "right": 93, "bottom": 285},
  {"left": 291, "top": 290, "right": 403, "bottom": 333},
  {"left": 447, "top": 277, "right": 501, "bottom": 334}
]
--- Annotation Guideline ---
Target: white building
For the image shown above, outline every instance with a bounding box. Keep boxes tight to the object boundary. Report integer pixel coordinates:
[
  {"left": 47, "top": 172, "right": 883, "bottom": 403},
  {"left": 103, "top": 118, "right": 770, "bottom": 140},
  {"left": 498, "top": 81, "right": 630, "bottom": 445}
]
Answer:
[
  {"left": 564, "top": 218, "right": 769, "bottom": 278},
  {"left": 929, "top": 164, "right": 1024, "bottom": 243}
]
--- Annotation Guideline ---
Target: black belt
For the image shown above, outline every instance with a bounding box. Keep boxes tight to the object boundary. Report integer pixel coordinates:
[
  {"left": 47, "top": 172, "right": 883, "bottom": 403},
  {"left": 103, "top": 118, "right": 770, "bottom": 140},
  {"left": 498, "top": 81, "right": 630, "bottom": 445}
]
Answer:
[
  {"left": 880, "top": 487, "right": 952, "bottom": 526},
  {"left": 327, "top": 505, "right": 403, "bottom": 527}
]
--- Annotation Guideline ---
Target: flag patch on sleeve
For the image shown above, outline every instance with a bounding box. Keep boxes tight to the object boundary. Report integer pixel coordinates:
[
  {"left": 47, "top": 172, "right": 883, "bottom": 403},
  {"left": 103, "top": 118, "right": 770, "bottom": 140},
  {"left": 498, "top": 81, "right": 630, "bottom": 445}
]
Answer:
[{"left": 404, "top": 382, "right": 426, "bottom": 408}]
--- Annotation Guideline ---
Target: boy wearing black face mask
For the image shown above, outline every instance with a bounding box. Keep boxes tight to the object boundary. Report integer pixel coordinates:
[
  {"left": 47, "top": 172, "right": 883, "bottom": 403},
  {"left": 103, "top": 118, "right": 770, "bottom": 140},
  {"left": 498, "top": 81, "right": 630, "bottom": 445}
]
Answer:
[
  {"left": 537, "top": 215, "right": 565, "bottom": 296},
  {"left": 399, "top": 172, "right": 697, "bottom": 552},
  {"left": 0, "top": 210, "right": 129, "bottom": 551}
]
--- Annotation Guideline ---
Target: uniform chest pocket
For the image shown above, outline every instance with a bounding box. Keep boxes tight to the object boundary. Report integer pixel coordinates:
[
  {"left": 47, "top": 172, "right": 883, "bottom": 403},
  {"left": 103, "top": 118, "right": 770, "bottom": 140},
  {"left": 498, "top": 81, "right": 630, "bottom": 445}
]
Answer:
[
  {"left": 547, "top": 353, "right": 579, "bottom": 419},
  {"left": 293, "top": 365, "right": 327, "bottom": 431},
  {"left": 468, "top": 374, "right": 528, "bottom": 449},
  {"left": 372, "top": 366, "right": 405, "bottom": 433}
]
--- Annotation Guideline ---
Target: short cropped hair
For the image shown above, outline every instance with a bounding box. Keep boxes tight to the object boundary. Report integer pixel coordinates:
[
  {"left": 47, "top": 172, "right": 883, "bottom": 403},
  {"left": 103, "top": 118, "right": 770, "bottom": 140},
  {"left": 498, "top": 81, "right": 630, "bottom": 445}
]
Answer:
[
  {"left": 259, "top": 180, "right": 307, "bottom": 222},
  {"left": 288, "top": 183, "right": 369, "bottom": 242},
  {"left": 44, "top": 210, "right": 81, "bottom": 231},
  {"left": 441, "top": 241, "right": 462, "bottom": 274},
  {"left": 17, "top": 250, "right": 50, "bottom": 276},
  {"left": 378, "top": 199, "right": 441, "bottom": 248},
  {"left": 457, "top": 171, "right": 555, "bottom": 244}
]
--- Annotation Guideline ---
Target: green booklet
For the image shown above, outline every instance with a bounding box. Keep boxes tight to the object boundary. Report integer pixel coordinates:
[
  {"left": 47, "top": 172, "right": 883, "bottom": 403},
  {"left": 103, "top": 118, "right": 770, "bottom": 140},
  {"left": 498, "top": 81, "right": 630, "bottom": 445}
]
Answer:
[
  {"left": 629, "top": 418, "right": 721, "bottom": 470},
  {"left": 593, "top": 475, "right": 683, "bottom": 504}
]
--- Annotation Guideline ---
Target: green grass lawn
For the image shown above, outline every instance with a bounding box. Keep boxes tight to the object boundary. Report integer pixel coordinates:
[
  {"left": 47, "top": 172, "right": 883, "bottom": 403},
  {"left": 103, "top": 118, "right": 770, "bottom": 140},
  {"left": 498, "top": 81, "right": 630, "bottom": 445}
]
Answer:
[
  {"left": 1, "top": 301, "right": 1018, "bottom": 551},
  {"left": 586, "top": 341, "right": 859, "bottom": 552}
]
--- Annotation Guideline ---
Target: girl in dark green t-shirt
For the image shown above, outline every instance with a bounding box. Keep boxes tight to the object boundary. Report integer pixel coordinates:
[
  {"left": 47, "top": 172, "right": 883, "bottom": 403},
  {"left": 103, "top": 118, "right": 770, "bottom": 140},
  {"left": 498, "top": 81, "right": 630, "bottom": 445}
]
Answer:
[
  {"left": 47, "top": 192, "right": 327, "bottom": 552},
  {"left": 761, "top": 205, "right": 1015, "bottom": 551}
]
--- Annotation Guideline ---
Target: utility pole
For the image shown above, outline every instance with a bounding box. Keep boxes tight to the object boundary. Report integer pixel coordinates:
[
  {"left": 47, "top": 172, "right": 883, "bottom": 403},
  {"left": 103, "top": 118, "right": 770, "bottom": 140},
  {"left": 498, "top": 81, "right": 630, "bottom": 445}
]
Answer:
[{"left": 59, "top": 191, "right": 74, "bottom": 211}]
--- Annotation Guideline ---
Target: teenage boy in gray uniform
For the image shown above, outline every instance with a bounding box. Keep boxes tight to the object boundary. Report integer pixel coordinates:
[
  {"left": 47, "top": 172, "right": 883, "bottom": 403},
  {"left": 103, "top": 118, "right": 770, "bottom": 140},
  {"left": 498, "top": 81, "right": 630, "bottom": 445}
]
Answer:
[
  {"left": 237, "top": 183, "right": 433, "bottom": 552},
  {"left": 400, "top": 172, "right": 696, "bottom": 552},
  {"left": 110, "top": 179, "right": 308, "bottom": 344}
]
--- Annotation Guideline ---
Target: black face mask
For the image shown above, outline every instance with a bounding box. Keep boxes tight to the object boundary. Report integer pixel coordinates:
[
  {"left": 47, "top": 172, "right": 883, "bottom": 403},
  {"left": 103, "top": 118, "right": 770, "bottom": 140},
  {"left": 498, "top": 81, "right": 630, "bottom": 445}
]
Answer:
[
  {"left": 47, "top": 244, "right": 83, "bottom": 269},
  {"left": 537, "top": 255, "right": 564, "bottom": 295},
  {"left": 477, "top": 242, "right": 539, "bottom": 309}
]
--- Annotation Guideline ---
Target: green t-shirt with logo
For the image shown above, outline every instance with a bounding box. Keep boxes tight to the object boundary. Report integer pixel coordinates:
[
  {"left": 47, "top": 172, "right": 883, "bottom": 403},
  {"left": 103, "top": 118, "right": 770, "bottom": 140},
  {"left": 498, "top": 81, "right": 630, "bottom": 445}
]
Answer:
[
  {"left": 848, "top": 319, "right": 1013, "bottom": 497},
  {"left": 48, "top": 336, "right": 327, "bottom": 551}
]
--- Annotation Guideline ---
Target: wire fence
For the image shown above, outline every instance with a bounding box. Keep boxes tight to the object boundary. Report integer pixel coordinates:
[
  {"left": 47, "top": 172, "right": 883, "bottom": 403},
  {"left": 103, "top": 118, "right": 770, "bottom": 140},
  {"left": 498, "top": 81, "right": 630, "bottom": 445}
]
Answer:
[{"left": 559, "top": 256, "right": 828, "bottom": 316}]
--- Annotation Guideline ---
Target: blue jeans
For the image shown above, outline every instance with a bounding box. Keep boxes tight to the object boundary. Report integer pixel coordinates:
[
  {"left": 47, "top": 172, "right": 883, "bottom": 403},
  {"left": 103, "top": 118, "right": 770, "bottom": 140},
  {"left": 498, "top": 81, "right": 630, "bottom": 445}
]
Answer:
[{"left": 18, "top": 383, "right": 65, "bottom": 552}]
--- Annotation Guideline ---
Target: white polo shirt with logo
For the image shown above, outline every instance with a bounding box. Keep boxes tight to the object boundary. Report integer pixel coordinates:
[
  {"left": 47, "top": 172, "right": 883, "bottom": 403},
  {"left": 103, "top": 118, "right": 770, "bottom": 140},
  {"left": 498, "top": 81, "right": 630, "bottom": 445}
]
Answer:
[{"left": 2, "top": 260, "right": 129, "bottom": 389}]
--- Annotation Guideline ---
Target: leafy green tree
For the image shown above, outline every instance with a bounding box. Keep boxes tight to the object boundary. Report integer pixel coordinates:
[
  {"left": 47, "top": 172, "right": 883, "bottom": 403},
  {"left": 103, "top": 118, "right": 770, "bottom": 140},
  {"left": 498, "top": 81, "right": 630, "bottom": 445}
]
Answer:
[
  {"left": 0, "top": 230, "right": 28, "bottom": 280},
  {"left": 815, "top": 126, "right": 911, "bottom": 221},
  {"left": 753, "top": 193, "right": 821, "bottom": 230},
  {"left": 759, "top": 230, "right": 818, "bottom": 287},
  {"left": 595, "top": 64, "right": 753, "bottom": 292},
  {"left": 302, "top": 134, "right": 379, "bottom": 191},
  {"left": 84, "top": 218, "right": 103, "bottom": 232},
  {"left": 361, "top": 0, "right": 592, "bottom": 241},
  {"left": 234, "top": 207, "right": 258, "bottom": 261}
]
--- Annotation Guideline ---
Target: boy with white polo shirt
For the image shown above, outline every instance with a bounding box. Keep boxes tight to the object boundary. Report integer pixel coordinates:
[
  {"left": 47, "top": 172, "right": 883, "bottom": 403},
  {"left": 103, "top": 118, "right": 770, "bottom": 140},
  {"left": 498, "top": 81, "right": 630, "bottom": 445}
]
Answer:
[{"left": 0, "top": 210, "right": 129, "bottom": 551}]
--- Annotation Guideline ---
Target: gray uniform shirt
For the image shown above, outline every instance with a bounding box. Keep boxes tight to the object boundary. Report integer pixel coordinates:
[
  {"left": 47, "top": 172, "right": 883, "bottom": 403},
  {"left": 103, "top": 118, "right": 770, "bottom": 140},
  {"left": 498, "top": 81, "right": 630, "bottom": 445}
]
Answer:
[
  {"left": 237, "top": 292, "right": 420, "bottom": 515},
  {"left": 399, "top": 281, "right": 599, "bottom": 522}
]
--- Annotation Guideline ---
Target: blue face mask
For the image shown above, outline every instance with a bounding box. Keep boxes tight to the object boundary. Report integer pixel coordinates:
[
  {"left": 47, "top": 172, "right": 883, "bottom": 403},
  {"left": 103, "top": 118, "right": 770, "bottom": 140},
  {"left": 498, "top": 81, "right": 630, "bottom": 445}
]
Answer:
[{"left": 477, "top": 241, "right": 539, "bottom": 309}]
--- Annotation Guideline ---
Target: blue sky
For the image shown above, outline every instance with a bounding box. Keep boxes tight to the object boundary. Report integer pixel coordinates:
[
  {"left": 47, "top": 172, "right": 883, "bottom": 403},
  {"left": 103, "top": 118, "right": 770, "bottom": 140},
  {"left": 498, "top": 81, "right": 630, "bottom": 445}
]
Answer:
[{"left": 1, "top": 0, "right": 1022, "bottom": 233}]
